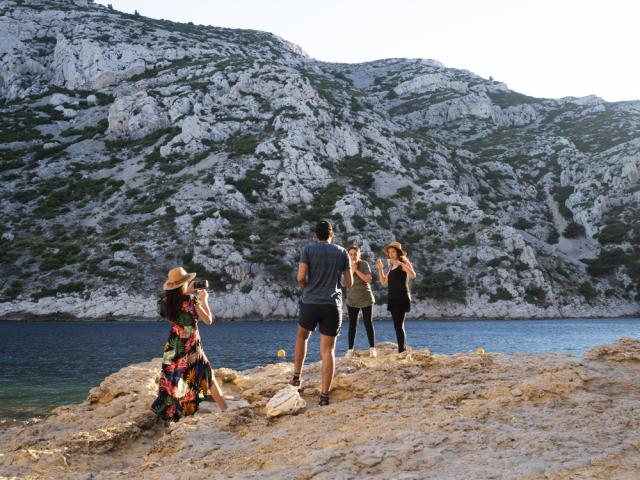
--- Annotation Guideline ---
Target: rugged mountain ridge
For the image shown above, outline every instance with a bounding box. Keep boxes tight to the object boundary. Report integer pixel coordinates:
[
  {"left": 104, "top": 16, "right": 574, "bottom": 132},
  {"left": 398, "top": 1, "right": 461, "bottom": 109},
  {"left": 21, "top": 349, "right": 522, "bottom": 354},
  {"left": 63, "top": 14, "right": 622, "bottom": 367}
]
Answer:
[{"left": 1, "top": 0, "right": 639, "bottom": 319}]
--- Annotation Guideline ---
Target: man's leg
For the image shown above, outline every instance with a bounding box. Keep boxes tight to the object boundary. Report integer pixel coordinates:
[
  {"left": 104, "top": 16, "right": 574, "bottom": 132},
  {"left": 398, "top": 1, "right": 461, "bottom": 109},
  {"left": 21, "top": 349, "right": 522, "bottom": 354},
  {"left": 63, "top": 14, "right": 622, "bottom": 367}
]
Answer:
[
  {"left": 319, "top": 333, "right": 337, "bottom": 394},
  {"left": 293, "top": 324, "right": 311, "bottom": 380}
]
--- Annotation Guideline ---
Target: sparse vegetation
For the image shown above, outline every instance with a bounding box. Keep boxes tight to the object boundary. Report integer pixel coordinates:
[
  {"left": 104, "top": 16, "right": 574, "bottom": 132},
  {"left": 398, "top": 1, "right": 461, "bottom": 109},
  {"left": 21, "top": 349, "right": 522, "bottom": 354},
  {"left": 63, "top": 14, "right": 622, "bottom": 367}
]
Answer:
[
  {"left": 486, "top": 91, "right": 541, "bottom": 108},
  {"left": 227, "top": 167, "right": 270, "bottom": 203},
  {"left": 547, "top": 227, "right": 560, "bottom": 244},
  {"left": 552, "top": 185, "right": 574, "bottom": 221},
  {"left": 513, "top": 217, "right": 534, "bottom": 230},
  {"left": 413, "top": 269, "right": 467, "bottom": 303},
  {"left": 564, "top": 222, "right": 585, "bottom": 238},
  {"left": 61, "top": 118, "right": 108, "bottom": 138},
  {"left": 584, "top": 248, "right": 629, "bottom": 277},
  {"left": 577, "top": 281, "right": 597, "bottom": 303},
  {"left": 489, "top": 287, "right": 514, "bottom": 303},
  {"left": 3, "top": 281, "right": 23, "bottom": 300},
  {"left": 336, "top": 156, "right": 382, "bottom": 190},
  {"left": 524, "top": 285, "right": 546, "bottom": 305},
  {"left": 487, "top": 256, "right": 508, "bottom": 268},
  {"left": 226, "top": 133, "right": 259, "bottom": 157},
  {"left": 599, "top": 223, "right": 628, "bottom": 244},
  {"left": 32, "top": 282, "right": 87, "bottom": 300}
]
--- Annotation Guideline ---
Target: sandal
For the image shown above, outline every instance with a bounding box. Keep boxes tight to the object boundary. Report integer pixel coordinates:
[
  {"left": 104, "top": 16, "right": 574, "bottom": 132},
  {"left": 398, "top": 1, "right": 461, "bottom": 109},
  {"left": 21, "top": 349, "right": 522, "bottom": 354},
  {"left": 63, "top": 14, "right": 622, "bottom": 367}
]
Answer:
[
  {"left": 290, "top": 372, "right": 301, "bottom": 387},
  {"left": 319, "top": 392, "right": 330, "bottom": 406}
]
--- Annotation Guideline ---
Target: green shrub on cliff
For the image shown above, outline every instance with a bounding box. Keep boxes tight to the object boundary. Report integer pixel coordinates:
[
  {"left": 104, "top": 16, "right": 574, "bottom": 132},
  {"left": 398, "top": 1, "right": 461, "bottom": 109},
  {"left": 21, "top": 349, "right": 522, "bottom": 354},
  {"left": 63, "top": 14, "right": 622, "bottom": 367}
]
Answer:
[
  {"left": 489, "top": 288, "right": 513, "bottom": 302},
  {"left": 577, "top": 281, "right": 597, "bottom": 303},
  {"left": 513, "top": 217, "right": 534, "bottom": 230},
  {"left": 226, "top": 133, "right": 259, "bottom": 157},
  {"left": 552, "top": 185, "right": 574, "bottom": 221},
  {"left": 227, "top": 168, "right": 270, "bottom": 203},
  {"left": 599, "top": 223, "right": 628, "bottom": 244},
  {"left": 524, "top": 285, "right": 546, "bottom": 305},
  {"left": 563, "top": 222, "right": 585, "bottom": 238},
  {"left": 413, "top": 269, "right": 466, "bottom": 303},
  {"left": 584, "top": 248, "right": 627, "bottom": 276},
  {"left": 3, "top": 281, "right": 23, "bottom": 300}
]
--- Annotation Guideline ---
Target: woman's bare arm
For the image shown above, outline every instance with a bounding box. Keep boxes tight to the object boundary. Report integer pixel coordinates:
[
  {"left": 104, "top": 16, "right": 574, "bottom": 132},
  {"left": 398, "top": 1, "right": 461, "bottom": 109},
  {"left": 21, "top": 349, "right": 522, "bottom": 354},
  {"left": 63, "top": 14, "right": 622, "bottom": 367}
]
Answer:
[
  {"left": 401, "top": 260, "right": 417, "bottom": 280},
  {"left": 375, "top": 259, "right": 388, "bottom": 286},
  {"left": 194, "top": 290, "right": 213, "bottom": 324},
  {"left": 297, "top": 262, "right": 308, "bottom": 289}
]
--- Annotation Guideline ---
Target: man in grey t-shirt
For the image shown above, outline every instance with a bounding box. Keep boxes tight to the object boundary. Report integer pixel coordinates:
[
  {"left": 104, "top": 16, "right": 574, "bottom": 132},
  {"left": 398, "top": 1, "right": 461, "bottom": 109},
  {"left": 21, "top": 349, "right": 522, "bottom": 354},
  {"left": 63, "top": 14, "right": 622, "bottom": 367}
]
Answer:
[{"left": 290, "top": 220, "right": 353, "bottom": 406}]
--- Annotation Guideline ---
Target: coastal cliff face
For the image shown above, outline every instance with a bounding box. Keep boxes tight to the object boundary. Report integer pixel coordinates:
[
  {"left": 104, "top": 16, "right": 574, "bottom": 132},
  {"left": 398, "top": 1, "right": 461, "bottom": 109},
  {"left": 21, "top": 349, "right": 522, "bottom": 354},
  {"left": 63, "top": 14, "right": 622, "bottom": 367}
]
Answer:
[
  {"left": 2, "top": 338, "right": 640, "bottom": 479},
  {"left": 1, "top": 0, "right": 639, "bottom": 319}
]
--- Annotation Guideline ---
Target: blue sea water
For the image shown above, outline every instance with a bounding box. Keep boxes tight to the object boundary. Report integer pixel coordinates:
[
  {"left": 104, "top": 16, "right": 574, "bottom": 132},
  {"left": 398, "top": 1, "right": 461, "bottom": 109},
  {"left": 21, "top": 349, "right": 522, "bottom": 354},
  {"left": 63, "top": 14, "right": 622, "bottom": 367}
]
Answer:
[{"left": 1, "top": 317, "right": 639, "bottom": 421}]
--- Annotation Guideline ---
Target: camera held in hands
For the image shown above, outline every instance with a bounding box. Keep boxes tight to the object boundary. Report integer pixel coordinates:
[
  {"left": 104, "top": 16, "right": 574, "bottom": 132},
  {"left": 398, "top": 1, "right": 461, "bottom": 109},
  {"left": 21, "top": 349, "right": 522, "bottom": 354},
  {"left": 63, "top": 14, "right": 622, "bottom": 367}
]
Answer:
[{"left": 192, "top": 279, "right": 209, "bottom": 290}]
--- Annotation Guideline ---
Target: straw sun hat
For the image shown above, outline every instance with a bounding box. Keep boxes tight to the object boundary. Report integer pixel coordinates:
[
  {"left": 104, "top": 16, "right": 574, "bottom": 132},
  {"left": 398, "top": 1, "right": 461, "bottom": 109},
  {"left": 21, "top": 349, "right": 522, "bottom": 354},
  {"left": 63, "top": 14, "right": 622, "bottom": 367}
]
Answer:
[
  {"left": 163, "top": 267, "right": 196, "bottom": 290},
  {"left": 383, "top": 241, "right": 407, "bottom": 257}
]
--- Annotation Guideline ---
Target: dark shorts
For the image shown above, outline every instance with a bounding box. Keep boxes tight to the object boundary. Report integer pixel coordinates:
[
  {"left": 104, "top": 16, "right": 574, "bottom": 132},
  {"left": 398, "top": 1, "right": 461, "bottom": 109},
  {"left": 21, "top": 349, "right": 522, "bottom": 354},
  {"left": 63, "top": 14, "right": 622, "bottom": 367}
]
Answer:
[{"left": 298, "top": 302, "right": 342, "bottom": 337}]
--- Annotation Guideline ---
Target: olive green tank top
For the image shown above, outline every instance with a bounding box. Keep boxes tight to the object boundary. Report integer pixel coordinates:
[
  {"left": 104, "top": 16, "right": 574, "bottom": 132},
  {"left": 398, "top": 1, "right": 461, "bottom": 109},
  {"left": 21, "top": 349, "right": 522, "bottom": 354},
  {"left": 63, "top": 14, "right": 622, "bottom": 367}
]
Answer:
[{"left": 346, "top": 260, "right": 375, "bottom": 308}]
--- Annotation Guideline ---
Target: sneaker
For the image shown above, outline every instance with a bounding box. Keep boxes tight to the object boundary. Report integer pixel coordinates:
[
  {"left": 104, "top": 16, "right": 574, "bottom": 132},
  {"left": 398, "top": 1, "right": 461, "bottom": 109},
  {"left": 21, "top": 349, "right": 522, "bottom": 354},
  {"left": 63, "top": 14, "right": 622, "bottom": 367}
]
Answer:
[
  {"left": 369, "top": 347, "right": 377, "bottom": 358},
  {"left": 319, "top": 392, "right": 330, "bottom": 406},
  {"left": 345, "top": 349, "right": 354, "bottom": 359},
  {"left": 289, "top": 373, "right": 301, "bottom": 387}
]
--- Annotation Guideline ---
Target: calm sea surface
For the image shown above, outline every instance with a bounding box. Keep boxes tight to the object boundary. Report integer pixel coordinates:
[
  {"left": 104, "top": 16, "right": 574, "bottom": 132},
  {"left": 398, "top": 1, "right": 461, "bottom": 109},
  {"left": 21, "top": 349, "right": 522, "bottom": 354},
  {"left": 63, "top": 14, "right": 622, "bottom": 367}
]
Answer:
[{"left": 1, "top": 318, "right": 639, "bottom": 421}]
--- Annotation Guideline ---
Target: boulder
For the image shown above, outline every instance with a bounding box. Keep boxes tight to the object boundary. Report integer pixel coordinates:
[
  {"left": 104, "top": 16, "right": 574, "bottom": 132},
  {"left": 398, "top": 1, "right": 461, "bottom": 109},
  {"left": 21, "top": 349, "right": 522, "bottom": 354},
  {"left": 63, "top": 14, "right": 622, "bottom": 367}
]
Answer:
[{"left": 107, "top": 91, "right": 170, "bottom": 138}]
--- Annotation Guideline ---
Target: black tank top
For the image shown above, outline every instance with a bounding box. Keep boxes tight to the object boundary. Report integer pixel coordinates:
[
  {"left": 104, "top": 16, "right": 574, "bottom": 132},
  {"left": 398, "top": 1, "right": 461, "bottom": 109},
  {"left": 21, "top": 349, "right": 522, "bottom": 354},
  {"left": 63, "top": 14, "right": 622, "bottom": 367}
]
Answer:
[{"left": 388, "top": 267, "right": 411, "bottom": 301}]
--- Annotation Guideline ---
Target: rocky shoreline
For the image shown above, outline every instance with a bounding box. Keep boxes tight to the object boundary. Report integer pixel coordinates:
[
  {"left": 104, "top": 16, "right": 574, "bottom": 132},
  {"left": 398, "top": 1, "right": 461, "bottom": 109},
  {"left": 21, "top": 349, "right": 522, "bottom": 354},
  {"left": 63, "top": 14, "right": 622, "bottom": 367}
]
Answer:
[
  {"left": 2, "top": 338, "right": 640, "bottom": 479},
  {"left": 0, "top": 291, "right": 638, "bottom": 322}
]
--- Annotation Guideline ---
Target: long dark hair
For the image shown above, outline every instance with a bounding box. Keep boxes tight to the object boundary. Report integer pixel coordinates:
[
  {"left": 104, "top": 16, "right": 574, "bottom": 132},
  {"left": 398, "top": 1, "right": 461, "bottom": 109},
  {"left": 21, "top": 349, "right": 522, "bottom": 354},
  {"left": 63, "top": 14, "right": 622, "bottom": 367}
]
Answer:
[
  {"left": 165, "top": 287, "right": 189, "bottom": 322},
  {"left": 388, "top": 247, "right": 408, "bottom": 264}
]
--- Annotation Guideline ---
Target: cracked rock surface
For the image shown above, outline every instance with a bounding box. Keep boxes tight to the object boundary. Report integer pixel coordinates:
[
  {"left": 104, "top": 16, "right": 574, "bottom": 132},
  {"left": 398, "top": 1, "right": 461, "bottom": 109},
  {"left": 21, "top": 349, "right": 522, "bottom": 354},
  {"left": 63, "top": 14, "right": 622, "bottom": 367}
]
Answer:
[{"left": 1, "top": 338, "right": 640, "bottom": 479}]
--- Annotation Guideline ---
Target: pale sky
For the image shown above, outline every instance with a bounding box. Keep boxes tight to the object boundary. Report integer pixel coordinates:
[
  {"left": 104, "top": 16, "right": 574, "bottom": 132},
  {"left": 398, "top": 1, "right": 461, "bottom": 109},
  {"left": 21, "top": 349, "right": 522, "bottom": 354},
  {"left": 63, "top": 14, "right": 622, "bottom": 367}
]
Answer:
[{"left": 95, "top": 0, "right": 640, "bottom": 102}]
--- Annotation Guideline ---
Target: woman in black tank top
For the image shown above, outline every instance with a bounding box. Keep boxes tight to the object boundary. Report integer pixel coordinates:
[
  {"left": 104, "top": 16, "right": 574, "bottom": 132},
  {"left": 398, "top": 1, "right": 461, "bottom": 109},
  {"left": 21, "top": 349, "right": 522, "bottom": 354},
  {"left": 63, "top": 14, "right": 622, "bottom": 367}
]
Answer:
[{"left": 376, "top": 242, "right": 416, "bottom": 353}]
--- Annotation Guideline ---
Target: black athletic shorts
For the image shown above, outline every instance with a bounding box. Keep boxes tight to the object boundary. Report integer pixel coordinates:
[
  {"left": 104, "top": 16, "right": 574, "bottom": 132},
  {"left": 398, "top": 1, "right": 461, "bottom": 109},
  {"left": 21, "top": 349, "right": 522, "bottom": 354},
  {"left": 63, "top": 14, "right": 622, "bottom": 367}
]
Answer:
[{"left": 298, "top": 302, "right": 342, "bottom": 337}]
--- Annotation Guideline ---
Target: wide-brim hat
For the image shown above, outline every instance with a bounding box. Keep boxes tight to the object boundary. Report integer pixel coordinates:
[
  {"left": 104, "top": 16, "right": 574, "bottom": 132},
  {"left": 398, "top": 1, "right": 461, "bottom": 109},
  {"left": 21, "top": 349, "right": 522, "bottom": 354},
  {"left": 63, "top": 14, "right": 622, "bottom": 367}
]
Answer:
[
  {"left": 383, "top": 241, "right": 406, "bottom": 257},
  {"left": 163, "top": 267, "right": 196, "bottom": 290}
]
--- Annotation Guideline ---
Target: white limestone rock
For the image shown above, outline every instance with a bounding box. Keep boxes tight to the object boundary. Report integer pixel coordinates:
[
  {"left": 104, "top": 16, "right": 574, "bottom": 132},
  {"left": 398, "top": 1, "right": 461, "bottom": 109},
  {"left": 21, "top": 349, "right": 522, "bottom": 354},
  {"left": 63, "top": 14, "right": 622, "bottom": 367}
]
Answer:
[
  {"left": 51, "top": 34, "right": 148, "bottom": 90},
  {"left": 195, "top": 215, "right": 229, "bottom": 238},
  {"left": 49, "top": 93, "right": 72, "bottom": 106},
  {"left": 113, "top": 250, "right": 136, "bottom": 263},
  {"left": 394, "top": 73, "right": 469, "bottom": 96},
  {"left": 107, "top": 91, "right": 170, "bottom": 138}
]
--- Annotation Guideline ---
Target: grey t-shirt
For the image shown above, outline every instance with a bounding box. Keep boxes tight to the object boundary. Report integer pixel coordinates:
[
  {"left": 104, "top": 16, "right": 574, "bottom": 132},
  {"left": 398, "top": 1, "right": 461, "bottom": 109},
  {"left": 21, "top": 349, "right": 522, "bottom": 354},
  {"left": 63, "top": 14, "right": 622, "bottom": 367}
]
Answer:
[{"left": 300, "top": 242, "right": 350, "bottom": 306}]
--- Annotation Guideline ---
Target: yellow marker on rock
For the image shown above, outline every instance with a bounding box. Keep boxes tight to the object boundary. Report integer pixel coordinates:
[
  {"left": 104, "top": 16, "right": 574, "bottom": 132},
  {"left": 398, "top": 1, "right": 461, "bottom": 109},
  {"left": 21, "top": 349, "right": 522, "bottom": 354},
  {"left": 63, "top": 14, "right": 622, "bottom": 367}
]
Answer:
[
  {"left": 277, "top": 349, "right": 286, "bottom": 358},
  {"left": 475, "top": 347, "right": 485, "bottom": 355}
]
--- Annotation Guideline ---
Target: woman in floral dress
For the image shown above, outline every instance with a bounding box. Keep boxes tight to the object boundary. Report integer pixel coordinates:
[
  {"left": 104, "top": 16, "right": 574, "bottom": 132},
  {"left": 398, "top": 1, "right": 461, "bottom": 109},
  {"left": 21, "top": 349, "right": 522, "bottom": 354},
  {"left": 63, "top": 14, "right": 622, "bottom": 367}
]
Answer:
[{"left": 152, "top": 267, "right": 228, "bottom": 422}]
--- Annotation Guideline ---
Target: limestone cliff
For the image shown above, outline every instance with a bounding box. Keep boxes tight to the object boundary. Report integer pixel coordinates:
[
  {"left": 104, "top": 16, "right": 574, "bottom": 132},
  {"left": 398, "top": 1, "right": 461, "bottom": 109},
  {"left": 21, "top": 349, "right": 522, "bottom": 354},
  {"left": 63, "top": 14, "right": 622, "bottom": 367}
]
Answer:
[{"left": 1, "top": 0, "right": 639, "bottom": 319}]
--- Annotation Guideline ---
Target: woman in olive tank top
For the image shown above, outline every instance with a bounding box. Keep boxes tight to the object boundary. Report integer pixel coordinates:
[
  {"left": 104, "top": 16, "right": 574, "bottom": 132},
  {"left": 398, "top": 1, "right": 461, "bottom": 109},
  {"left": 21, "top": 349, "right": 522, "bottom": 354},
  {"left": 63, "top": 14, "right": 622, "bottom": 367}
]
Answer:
[
  {"left": 342, "top": 245, "right": 377, "bottom": 358},
  {"left": 375, "top": 241, "right": 416, "bottom": 353}
]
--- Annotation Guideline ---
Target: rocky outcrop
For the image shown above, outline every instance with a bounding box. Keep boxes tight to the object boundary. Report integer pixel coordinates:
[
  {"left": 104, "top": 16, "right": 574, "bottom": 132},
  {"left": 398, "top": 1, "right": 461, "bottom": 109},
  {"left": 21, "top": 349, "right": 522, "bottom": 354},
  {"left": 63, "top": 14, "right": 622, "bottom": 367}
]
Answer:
[
  {"left": 107, "top": 91, "right": 170, "bottom": 138},
  {"left": 50, "top": 34, "right": 148, "bottom": 90},
  {"left": 2, "top": 338, "right": 640, "bottom": 479}
]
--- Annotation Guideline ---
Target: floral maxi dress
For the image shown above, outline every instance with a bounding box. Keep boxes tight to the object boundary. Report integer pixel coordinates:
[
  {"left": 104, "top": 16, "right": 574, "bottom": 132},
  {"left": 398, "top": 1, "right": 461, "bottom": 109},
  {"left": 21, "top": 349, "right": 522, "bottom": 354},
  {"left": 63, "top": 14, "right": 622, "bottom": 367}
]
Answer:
[{"left": 152, "top": 295, "right": 216, "bottom": 422}]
